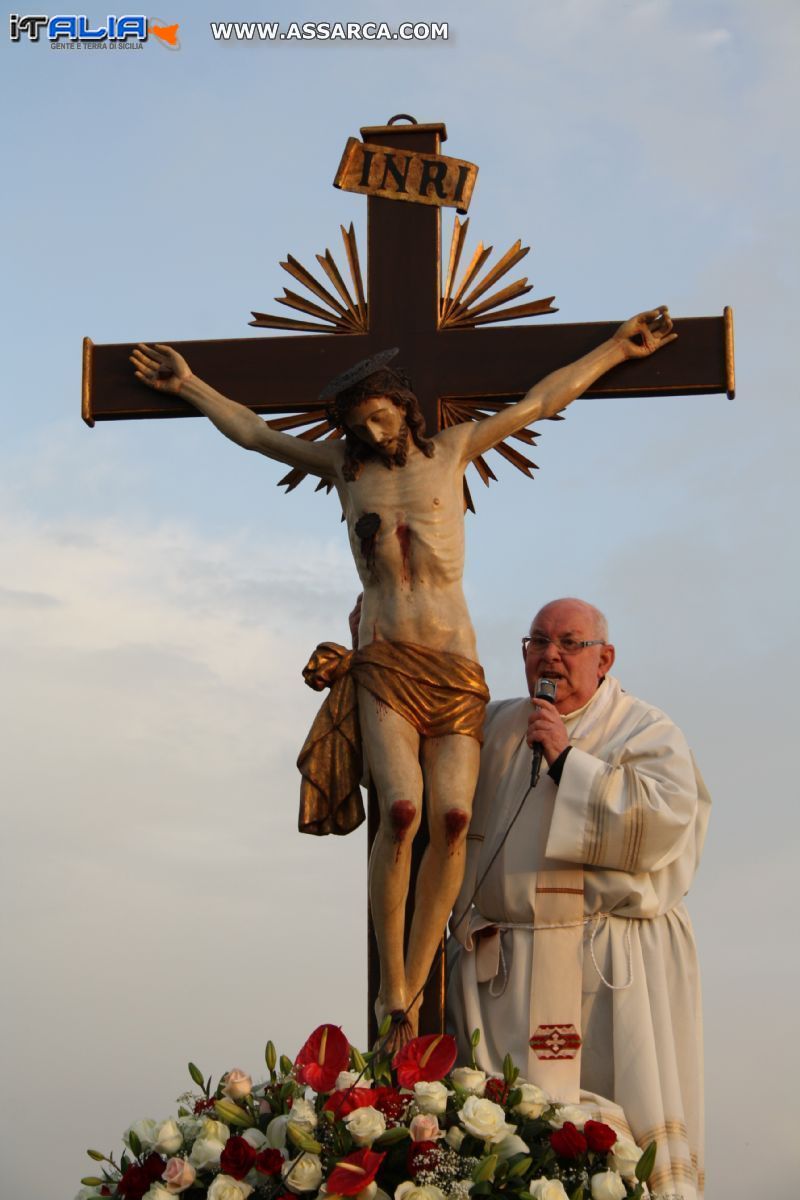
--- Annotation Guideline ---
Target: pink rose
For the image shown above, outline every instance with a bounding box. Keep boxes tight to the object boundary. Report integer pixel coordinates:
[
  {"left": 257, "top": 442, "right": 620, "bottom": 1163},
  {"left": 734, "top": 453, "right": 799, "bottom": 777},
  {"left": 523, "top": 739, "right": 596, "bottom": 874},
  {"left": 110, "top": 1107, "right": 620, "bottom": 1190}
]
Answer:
[
  {"left": 409, "top": 1114, "right": 441, "bottom": 1143},
  {"left": 223, "top": 1069, "right": 253, "bottom": 1100},
  {"left": 162, "top": 1157, "right": 196, "bottom": 1194}
]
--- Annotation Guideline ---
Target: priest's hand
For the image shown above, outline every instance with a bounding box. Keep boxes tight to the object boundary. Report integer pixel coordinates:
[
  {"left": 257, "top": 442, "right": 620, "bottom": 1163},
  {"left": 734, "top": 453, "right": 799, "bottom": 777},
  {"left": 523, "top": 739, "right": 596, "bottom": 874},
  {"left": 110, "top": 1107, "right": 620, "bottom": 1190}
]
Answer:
[
  {"left": 613, "top": 306, "right": 677, "bottom": 359},
  {"left": 130, "top": 343, "right": 192, "bottom": 394},
  {"left": 527, "top": 698, "right": 570, "bottom": 765}
]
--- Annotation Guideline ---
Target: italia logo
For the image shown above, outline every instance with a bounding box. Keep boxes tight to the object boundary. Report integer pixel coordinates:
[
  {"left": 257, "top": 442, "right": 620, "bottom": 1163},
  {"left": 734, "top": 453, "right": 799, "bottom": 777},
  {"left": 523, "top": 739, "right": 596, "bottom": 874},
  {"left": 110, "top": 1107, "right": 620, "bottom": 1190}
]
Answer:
[{"left": 9, "top": 14, "right": 180, "bottom": 47}]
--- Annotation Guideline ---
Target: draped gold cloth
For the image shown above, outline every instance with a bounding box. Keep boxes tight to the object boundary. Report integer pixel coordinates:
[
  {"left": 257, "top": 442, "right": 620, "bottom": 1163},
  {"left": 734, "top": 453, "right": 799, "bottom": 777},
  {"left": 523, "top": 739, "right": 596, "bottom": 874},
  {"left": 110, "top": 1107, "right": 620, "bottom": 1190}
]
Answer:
[{"left": 297, "top": 640, "right": 490, "bottom": 836}]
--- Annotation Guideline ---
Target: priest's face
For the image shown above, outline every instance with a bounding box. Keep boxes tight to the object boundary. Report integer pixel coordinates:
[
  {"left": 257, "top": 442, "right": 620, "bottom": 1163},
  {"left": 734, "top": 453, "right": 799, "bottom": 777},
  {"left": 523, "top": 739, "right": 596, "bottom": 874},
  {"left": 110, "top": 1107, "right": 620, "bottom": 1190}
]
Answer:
[{"left": 523, "top": 599, "right": 616, "bottom": 715}]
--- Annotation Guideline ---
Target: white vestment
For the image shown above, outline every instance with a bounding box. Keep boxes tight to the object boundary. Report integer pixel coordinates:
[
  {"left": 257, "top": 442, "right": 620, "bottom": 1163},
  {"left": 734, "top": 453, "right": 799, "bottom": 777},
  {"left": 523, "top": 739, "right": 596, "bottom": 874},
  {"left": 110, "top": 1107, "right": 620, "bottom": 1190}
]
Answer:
[{"left": 447, "top": 677, "right": 710, "bottom": 1200}]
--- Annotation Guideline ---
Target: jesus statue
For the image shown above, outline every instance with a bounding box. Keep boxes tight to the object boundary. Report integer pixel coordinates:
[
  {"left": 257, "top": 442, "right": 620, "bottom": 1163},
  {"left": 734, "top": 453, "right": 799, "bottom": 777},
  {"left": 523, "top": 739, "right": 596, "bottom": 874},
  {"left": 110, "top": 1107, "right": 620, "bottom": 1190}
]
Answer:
[{"left": 131, "top": 306, "right": 676, "bottom": 1045}]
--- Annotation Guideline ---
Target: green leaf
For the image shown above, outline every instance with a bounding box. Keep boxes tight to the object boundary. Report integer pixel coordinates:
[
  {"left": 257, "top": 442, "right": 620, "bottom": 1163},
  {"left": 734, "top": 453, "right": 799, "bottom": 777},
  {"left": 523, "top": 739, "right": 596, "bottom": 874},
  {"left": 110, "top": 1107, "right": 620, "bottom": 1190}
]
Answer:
[
  {"left": 502, "top": 1053, "right": 515, "bottom": 1084},
  {"left": 472, "top": 1153, "right": 498, "bottom": 1183},
  {"left": 378, "top": 1013, "right": 393, "bottom": 1039},
  {"left": 127, "top": 1130, "right": 142, "bottom": 1158},
  {"left": 469, "top": 1183, "right": 493, "bottom": 1197},
  {"left": 188, "top": 1061, "right": 205, "bottom": 1089},
  {"left": 350, "top": 1044, "right": 368, "bottom": 1073},
  {"left": 86, "top": 1150, "right": 106, "bottom": 1162},
  {"left": 635, "top": 1140, "right": 657, "bottom": 1182},
  {"left": 569, "top": 1185, "right": 584, "bottom": 1200},
  {"left": 507, "top": 1155, "right": 532, "bottom": 1178},
  {"left": 80, "top": 1178, "right": 105, "bottom": 1188},
  {"left": 375, "top": 1126, "right": 410, "bottom": 1146},
  {"left": 507, "top": 1088, "right": 523, "bottom": 1110},
  {"left": 120, "top": 1153, "right": 131, "bottom": 1173},
  {"left": 265, "top": 1041, "right": 277, "bottom": 1073}
]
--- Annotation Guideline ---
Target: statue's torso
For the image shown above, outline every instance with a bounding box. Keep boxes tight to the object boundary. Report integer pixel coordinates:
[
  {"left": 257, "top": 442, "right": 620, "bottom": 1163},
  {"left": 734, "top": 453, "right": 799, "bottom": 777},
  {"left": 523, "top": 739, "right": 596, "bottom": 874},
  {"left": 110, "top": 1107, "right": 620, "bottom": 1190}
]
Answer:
[{"left": 336, "top": 436, "right": 477, "bottom": 659}]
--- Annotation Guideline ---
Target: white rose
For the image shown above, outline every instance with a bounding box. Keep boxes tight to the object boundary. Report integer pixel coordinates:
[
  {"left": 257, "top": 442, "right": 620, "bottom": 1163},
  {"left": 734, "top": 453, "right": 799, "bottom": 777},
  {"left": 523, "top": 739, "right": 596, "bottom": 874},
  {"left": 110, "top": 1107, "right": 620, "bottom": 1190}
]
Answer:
[
  {"left": 283, "top": 1152, "right": 324, "bottom": 1194},
  {"left": 154, "top": 1118, "right": 183, "bottom": 1155},
  {"left": 345, "top": 1105, "right": 387, "bottom": 1146},
  {"left": 413, "top": 1081, "right": 449, "bottom": 1115},
  {"left": 125, "top": 1119, "right": 157, "bottom": 1152},
  {"left": 201, "top": 1118, "right": 231, "bottom": 1143},
  {"left": 207, "top": 1176, "right": 254, "bottom": 1200},
  {"left": 395, "top": 1185, "right": 446, "bottom": 1200},
  {"left": 288, "top": 1098, "right": 318, "bottom": 1132},
  {"left": 143, "top": 1187, "right": 173, "bottom": 1200},
  {"left": 529, "top": 1181, "right": 569, "bottom": 1200},
  {"left": 513, "top": 1083, "right": 550, "bottom": 1119},
  {"left": 590, "top": 1171, "right": 626, "bottom": 1200},
  {"left": 549, "top": 1105, "right": 586, "bottom": 1129},
  {"left": 608, "top": 1137, "right": 642, "bottom": 1180},
  {"left": 445, "top": 1126, "right": 465, "bottom": 1150},
  {"left": 458, "top": 1096, "right": 515, "bottom": 1144},
  {"left": 336, "top": 1070, "right": 373, "bottom": 1090},
  {"left": 189, "top": 1135, "right": 228, "bottom": 1169},
  {"left": 451, "top": 1068, "right": 487, "bottom": 1096},
  {"left": 266, "top": 1114, "right": 290, "bottom": 1149},
  {"left": 495, "top": 1133, "right": 529, "bottom": 1161},
  {"left": 242, "top": 1127, "right": 268, "bottom": 1151}
]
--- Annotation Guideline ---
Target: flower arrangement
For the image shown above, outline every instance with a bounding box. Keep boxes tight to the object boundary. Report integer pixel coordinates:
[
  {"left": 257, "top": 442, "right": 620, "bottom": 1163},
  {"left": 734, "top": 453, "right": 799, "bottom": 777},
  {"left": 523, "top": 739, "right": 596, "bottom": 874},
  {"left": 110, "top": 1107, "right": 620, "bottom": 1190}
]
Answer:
[{"left": 76, "top": 1025, "right": 656, "bottom": 1200}]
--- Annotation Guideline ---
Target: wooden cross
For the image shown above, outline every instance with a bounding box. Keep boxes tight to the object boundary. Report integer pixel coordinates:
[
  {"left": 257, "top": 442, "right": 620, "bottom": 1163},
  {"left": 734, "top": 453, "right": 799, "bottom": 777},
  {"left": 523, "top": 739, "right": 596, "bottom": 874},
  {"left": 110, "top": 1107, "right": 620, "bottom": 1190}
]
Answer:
[{"left": 82, "top": 116, "right": 734, "bottom": 1042}]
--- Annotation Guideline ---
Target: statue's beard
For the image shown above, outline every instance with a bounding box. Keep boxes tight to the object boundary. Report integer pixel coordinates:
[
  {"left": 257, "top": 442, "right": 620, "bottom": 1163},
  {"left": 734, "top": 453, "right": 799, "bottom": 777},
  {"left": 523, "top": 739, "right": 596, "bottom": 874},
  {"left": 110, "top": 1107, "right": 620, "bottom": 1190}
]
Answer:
[{"left": 373, "top": 423, "right": 409, "bottom": 468}]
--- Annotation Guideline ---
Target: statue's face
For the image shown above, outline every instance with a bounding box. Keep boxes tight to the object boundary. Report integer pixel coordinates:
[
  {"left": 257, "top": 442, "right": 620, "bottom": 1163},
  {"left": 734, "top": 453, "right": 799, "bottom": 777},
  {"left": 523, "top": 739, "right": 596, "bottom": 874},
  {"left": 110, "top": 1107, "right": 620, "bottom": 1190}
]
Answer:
[
  {"left": 345, "top": 395, "right": 407, "bottom": 458},
  {"left": 523, "top": 599, "right": 615, "bottom": 714}
]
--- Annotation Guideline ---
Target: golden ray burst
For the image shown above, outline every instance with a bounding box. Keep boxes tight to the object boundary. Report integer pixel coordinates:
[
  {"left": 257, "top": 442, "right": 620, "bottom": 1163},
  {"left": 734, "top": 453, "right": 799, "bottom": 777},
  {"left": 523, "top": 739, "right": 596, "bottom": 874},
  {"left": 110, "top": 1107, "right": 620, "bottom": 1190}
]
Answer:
[
  {"left": 250, "top": 223, "right": 369, "bottom": 335},
  {"left": 439, "top": 215, "right": 558, "bottom": 329},
  {"left": 249, "top": 219, "right": 562, "bottom": 506}
]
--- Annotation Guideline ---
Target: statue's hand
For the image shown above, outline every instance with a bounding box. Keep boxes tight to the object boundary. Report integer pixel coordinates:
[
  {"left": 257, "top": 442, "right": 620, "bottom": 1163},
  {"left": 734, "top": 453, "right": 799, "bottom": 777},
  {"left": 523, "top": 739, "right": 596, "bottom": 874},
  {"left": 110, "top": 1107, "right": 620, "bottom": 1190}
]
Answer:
[
  {"left": 613, "top": 306, "right": 677, "bottom": 360},
  {"left": 130, "top": 343, "right": 192, "bottom": 394}
]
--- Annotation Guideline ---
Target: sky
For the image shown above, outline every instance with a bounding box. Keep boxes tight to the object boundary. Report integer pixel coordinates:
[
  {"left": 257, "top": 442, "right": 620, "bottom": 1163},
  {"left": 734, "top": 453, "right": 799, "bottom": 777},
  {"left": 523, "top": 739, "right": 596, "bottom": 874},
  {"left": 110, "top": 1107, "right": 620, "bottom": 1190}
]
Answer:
[{"left": 2, "top": 0, "right": 799, "bottom": 1194}]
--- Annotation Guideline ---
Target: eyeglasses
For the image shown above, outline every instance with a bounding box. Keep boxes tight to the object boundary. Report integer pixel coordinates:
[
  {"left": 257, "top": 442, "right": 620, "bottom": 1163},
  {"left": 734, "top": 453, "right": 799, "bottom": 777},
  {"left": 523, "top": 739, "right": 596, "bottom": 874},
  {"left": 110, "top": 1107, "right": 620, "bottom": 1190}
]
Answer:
[{"left": 522, "top": 634, "right": 606, "bottom": 656}]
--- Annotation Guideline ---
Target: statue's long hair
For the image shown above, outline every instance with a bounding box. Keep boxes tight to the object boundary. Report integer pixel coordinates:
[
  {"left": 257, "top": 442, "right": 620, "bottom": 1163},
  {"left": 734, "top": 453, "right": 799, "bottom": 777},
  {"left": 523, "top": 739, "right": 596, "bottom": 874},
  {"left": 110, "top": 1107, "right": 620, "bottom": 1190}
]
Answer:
[{"left": 325, "top": 367, "right": 435, "bottom": 481}]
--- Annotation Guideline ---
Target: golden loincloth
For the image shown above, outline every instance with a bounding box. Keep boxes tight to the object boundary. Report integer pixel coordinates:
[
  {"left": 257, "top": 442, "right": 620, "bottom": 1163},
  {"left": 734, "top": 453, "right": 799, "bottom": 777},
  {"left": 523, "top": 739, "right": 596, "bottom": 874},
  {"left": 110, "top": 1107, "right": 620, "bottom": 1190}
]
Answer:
[{"left": 297, "top": 640, "right": 490, "bottom": 836}]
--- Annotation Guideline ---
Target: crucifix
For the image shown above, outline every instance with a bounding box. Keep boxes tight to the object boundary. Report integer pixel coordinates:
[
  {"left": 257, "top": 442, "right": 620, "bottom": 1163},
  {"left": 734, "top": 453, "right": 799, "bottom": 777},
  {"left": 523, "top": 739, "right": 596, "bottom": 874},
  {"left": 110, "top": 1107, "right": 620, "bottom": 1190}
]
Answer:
[{"left": 82, "top": 115, "right": 734, "bottom": 1045}]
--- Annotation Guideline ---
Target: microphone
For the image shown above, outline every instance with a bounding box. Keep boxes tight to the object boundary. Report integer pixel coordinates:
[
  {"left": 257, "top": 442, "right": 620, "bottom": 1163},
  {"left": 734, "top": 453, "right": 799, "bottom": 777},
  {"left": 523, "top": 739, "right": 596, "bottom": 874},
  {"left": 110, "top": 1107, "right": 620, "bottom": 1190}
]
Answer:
[{"left": 530, "top": 677, "right": 558, "bottom": 788}]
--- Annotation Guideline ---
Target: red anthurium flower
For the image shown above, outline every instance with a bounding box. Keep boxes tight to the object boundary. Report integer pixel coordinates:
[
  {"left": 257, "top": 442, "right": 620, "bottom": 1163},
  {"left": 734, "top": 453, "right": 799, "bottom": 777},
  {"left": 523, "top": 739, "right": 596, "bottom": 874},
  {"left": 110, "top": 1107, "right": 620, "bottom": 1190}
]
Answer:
[
  {"left": 327, "top": 1149, "right": 386, "bottom": 1196},
  {"left": 295, "top": 1024, "right": 350, "bottom": 1092},
  {"left": 550, "top": 1122, "right": 588, "bottom": 1159},
  {"left": 392, "top": 1033, "right": 458, "bottom": 1088},
  {"left": 584, "top": 1120, "right": 617, "bottom": 1153},
  {"left": 323, "top": 1088, "right": 379, "bottom": 1118}
]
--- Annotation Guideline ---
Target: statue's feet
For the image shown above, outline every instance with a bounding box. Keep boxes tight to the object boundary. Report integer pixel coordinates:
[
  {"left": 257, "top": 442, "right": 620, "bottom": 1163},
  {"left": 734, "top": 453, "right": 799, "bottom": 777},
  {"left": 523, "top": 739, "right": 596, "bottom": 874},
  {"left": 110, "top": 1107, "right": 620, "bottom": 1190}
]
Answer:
[{"left": 374, "top": 996, "right": 419, "bottom": 1056}]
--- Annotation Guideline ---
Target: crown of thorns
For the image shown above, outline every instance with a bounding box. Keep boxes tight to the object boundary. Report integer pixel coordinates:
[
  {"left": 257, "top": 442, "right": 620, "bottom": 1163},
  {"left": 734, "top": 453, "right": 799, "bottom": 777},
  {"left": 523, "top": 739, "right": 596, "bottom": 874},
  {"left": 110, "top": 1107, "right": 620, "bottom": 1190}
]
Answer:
[{"left": 318, "top": 347, "right": 400, "bottom": 401}]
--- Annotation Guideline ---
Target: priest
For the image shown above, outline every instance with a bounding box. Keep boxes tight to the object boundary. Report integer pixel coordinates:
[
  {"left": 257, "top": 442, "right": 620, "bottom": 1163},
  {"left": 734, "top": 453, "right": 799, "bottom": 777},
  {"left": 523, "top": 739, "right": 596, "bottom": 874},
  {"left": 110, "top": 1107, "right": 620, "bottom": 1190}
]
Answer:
[{"left": 447, "top": 598, "right": 710, "bottom": 1200}]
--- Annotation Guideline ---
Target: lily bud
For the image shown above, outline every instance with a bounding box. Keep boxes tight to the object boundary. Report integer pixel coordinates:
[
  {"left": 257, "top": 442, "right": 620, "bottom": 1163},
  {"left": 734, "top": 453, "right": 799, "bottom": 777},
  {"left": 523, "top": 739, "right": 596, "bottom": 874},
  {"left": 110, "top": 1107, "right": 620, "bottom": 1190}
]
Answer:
[{"left": 214, "top": 1098, "right": 255, "bottom": 1128}]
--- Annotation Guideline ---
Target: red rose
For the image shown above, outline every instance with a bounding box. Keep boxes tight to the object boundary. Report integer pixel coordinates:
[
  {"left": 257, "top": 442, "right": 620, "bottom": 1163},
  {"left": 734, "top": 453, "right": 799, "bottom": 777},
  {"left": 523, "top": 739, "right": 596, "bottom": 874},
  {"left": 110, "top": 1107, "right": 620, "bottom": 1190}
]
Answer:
[
  {"left": 256, "top": 1148, "right": 285, "bottom": 1177},
  {"left": 406, "top": 1141, "right": 441, "bottom": 1178},
  {"left": 584, "top": 1120, "right": 617, "bottom": 1153},
  {"left": 550, "top": 1122, "right": 588, "bottom": 1159},
  {"left": 326, "top": 1149, "right": 385, "bottom": 1196},
  {"left": 484, "top": 1077, "right": 510, "bottom": 1105},
  {"left": 373, "top": 1087, "right": 409, "bottom": 1124},
  {"left": 324, "top": 1087, "right": 380, "bottom": 1118},
  {"left": 392, "top": 1034, "right": 457, "bottom": 1088},
  {"left": 220, "top": 1135, "right": 258, "bottom": 1180},
  {"left": 117, "top": 1155, "right": 164, "bottom": 1200},
  {"left": 295, "top": 1024, "right": 350, "bottom": 1093}
]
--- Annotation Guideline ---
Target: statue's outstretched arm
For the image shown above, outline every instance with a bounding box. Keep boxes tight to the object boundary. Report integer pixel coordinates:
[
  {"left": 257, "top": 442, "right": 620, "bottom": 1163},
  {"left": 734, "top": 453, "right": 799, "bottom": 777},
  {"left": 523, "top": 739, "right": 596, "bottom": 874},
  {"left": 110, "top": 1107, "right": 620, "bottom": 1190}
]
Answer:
[
  {"left": 130, "top": 343, "right": 340, "bottom": 477},
  {"left": 452, "top": 307, "right": 677, "bottom": 463}
]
